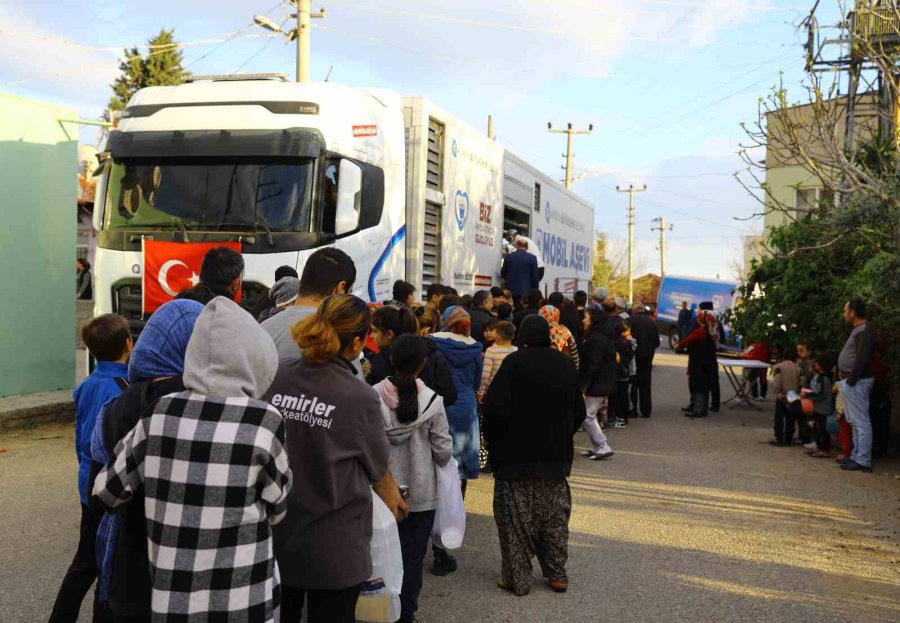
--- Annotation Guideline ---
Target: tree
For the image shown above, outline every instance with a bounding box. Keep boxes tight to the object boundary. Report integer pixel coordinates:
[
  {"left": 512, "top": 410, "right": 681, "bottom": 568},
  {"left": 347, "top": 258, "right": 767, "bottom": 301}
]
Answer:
[
  {"left": 591, "top": 230, "right": 617, "bottom": 288},
  {"left": 730, "top": 2, "right": 900, "bottom": 383},
  {"left": 108, "top": 29, "right": 189, "bottom": 113}
]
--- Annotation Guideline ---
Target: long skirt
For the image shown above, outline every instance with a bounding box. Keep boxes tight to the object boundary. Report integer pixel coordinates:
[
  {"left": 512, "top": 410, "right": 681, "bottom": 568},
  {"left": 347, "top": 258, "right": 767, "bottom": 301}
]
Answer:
[{"left": 493, "top": 478, "right": 571, "bottom": 596}]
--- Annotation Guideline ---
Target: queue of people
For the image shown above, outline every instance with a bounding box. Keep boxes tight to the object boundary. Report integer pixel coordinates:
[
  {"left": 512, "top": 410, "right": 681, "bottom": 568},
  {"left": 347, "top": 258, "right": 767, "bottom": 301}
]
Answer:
[{"left": 57, "top": 243, "right": 669, "bottom": 623}]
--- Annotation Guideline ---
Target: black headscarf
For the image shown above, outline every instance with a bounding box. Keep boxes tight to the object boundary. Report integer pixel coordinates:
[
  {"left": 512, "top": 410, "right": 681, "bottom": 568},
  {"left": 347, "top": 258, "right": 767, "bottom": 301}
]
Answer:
[{"left": 517, "top": 315, "right": 552, "bottom": 348}]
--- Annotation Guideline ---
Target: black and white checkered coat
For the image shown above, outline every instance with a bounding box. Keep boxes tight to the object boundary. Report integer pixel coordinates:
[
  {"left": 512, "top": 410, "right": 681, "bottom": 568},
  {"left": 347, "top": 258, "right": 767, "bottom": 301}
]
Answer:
[{"left": 94, "top": 391, "right": 292, "bottom": 622}]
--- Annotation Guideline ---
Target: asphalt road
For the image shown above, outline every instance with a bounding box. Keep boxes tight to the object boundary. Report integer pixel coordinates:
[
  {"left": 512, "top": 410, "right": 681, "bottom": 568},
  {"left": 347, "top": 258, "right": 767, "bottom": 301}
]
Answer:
[{"left": 2, "top": 349, "right": 898, "bottom": 622}]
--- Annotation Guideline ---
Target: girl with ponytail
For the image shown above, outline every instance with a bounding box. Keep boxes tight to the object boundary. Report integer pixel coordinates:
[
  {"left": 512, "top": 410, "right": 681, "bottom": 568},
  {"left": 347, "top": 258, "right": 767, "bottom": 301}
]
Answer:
[
  {"left": 366, "top": 305, "right": 459, "bottom": 408},
  {"left": 373, "top": 335, "right": 452, "bottom": 623},
  {"left": 263, "top": 294, "right": 409, "bottom": 623}
]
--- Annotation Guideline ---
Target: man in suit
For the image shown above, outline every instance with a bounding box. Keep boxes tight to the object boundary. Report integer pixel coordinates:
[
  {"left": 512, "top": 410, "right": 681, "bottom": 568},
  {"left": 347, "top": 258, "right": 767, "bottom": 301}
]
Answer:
[{"left": 501, "top": 240, "right": 539, "bottom": 310}]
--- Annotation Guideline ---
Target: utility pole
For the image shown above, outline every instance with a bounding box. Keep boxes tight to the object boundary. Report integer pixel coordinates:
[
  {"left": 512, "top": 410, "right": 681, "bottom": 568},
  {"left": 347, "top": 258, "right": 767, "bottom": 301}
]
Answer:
[
  {"left": 547, "top": 122, "right": 593, "bottom": 188},
  {"left": 617, "top": 184, "right": 647, "bottom": 303},
  {"left": 296, "top": 0, "right": 326, "bottom": 82},
  {"left": 651, "top": 216, "right": 673, "bottom": 278}
]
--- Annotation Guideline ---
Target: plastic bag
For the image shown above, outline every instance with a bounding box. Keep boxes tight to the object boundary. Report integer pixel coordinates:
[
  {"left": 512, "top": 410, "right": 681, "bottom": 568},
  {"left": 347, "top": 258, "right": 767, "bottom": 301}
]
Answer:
[
  {"left": 432, "top": 457, "right": 466, "bottom": 550},
  {"left": 356, "top": 491, "right": 403, "bottom": 623}
]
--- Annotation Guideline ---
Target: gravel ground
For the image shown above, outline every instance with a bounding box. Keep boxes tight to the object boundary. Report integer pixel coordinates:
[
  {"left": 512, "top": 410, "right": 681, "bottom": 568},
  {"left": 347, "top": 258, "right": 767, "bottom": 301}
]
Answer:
[{"left": 1, "top": 349, "right": 898, "bottom": 622}]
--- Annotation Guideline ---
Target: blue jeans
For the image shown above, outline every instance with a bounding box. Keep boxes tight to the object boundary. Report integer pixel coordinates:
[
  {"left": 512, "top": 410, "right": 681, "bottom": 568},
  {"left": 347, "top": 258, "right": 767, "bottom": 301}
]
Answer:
[
  {"left": 842, "top": 378, "right": 874, "bottom": 467},
  {"left": 398, "top": 510, "right": 436, "bottom": 623}
]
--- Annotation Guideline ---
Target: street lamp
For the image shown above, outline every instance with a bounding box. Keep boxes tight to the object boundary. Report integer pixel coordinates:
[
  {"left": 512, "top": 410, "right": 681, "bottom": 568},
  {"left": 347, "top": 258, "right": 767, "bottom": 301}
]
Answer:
[{"left": 252, "top": 2, "right": 325, "bottom": 83}]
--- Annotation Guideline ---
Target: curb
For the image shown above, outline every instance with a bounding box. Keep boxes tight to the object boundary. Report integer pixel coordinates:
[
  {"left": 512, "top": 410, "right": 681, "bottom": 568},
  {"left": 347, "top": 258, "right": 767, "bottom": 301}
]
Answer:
[{"left": 0, "top": 390, "right": 75, "bottom": 433}]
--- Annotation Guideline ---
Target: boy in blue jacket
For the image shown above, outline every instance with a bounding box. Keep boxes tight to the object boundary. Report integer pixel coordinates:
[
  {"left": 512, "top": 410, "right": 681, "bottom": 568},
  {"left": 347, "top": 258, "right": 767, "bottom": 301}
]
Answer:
[{"left": 48, "top": 314, "right": 132, "bottom": 623}]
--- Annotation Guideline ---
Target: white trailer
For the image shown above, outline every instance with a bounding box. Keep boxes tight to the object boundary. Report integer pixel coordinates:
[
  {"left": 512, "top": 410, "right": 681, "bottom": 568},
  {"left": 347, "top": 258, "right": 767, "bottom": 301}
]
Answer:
[{"left": 91, "top": 75, "right": 593, "bottom": 328}]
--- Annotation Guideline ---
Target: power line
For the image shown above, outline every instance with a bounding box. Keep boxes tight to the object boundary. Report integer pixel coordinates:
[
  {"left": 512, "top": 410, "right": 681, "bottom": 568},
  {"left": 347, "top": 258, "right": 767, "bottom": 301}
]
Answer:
[
  {"left": 2, "top": 31, "right": 275, "bottom": 87},
  {"left": 327, "top": 1, "right": 775, "bottom": 46},
  {"left": 232, "top": 17, "right": 289, "bottom": 75}
]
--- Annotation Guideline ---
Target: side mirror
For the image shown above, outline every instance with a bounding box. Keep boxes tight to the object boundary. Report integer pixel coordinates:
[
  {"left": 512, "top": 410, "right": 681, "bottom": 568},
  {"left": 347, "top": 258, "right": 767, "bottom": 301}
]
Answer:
[{"left": 335, "top": 159, "right": 362, "bottom": 235}]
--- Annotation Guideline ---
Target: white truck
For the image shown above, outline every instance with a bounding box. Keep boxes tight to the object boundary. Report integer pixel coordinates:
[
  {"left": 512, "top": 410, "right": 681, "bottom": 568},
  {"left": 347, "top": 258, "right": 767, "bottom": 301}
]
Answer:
[{"left": 92, "top": 75, "right": 594, "bottom": 327}]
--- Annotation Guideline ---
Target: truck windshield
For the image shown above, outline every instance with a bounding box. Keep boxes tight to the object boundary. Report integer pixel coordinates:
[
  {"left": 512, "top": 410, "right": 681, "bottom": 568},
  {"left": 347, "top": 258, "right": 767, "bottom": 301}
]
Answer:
[{"left": 105, "top": 159, "right": 314, "bottom": 232}]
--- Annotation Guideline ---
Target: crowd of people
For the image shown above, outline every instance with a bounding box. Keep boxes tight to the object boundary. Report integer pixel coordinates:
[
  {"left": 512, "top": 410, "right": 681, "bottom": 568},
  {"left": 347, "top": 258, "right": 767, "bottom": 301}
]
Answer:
[
  {"left": 676, "top": 295, "right": 888, "bottom": 473},
  {"left": 54, "top": 242, "right": 892, "bottom": 623},
  {"left": 53, "top": 244, "right": 670, "bottom": 623},
  {"left": 742, "top": 301, "right": 887, "bottom": 473}
]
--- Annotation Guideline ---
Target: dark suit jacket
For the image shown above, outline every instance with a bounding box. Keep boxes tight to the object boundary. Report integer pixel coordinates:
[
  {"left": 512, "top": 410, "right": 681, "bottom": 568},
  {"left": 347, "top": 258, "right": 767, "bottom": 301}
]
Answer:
[{"left": 501, "top": 250, "right": 539, "bottom": 296}]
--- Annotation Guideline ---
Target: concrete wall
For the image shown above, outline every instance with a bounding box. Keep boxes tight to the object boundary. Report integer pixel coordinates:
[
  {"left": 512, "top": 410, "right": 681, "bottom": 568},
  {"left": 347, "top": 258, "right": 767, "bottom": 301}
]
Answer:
[{"left": 0, "top": 94, "right": 77, "bottom": 397}]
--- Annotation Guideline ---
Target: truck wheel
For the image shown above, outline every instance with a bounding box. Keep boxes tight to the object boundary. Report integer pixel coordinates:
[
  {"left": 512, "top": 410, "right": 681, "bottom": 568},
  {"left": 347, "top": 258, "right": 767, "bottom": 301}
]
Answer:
[{"left": 668, "top": 329, "right": 680, "bottom": 351}]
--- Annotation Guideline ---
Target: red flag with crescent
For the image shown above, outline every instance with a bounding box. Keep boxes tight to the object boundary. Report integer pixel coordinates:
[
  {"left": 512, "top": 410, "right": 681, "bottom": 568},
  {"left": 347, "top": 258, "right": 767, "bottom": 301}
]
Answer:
[{"left": 142, "top": 240, "right": 242, "bottom": 313}]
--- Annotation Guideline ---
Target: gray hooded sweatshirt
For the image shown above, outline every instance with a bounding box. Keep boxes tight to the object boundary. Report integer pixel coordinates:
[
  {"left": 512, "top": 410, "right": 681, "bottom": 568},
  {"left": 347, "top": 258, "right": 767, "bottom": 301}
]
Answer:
[
  {"left": 184, "top": 296, "right": 279, "bottom": 398},
  {"left": 375, "top": 379, "right": 453, "bottom": 513}
]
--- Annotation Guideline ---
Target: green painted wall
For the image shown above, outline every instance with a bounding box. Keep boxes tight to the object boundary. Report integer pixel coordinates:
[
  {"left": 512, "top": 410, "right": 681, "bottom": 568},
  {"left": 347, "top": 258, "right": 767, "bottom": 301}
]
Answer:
[{"left": 0, "top": 94, "right": 78, "bottom": 397}]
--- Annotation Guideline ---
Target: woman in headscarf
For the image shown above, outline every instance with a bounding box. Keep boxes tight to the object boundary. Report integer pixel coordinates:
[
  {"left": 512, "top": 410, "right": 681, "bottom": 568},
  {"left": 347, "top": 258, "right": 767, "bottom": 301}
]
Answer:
[
  {"left": 483, "top": 315, "right": 585, "bottom": 596},
  {"left": 539, "top": 305, "right": 580, "bottom": 368},
  {"left": 426, "top": 305, "right": 483, "bottom": 576}
]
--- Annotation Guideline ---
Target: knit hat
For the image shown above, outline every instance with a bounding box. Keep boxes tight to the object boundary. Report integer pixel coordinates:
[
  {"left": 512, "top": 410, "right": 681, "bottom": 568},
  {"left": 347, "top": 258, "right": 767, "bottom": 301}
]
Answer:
[
  {"left": 441, "top": 305, "right": 472, "bottom": 337},
  {"left": 517, "top": 315, "right": 551, "bottom": 348},
  {"left": 592, "top": 286, "right": 608, "bottom": 302},
  {"left": 538, "top": 305, "right": 561, "bottom": 325},
  {"left": 614, "top": 296, "right": 628, "bottom": 310},
  {"left": 699, "top": 301, "right": 714, "bottom": 311},
  {"left": 128, "top": 299, "right": 204, "bottom": 382},
  {"left": 271, "top": 276, "right": 300, "bottom": 308}
]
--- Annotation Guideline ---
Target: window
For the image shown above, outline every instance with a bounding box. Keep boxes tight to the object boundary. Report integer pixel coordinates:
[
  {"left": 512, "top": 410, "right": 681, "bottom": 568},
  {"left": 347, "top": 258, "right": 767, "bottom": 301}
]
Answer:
[
  {"left": 105, "top": 159, "right": 315, "bottom": 232},
  {"left": 533, "top": 182, "right": 541, "bottom": 213},
  {"left": 320, "top": 161, "right": 339, "bottom": 234},
  {"left": 795, "top": 188, "right": 819, "bottom": 215}
]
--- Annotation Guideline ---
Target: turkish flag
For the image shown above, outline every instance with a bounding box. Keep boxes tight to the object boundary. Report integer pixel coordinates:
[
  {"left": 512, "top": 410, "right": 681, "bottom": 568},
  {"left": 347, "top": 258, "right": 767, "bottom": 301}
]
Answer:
[{"left": 142, "top": 240, "right": 242, "bottom": 313}]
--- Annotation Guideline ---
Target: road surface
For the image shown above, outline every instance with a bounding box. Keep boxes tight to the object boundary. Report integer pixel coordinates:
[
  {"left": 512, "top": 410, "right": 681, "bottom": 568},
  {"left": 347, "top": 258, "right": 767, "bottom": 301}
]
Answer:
[{"left": 1, "top": 349, "right": 897, "bottom": 622}]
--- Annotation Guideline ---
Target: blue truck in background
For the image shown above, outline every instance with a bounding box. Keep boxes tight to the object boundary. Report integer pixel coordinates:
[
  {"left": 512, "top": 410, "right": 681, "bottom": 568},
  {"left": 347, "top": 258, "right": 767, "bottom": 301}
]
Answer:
[{"left": 654, "top": 275, "right": 741, "bottom": 351}]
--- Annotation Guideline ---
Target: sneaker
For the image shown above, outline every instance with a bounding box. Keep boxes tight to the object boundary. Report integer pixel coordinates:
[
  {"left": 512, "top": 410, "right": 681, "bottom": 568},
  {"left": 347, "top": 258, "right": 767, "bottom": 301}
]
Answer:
[
  {"left": 681, "top": 404, "right": 693, "bottom": 413},
  {"left": 432, "top": 549, "right": 458, "bottom": 576},
  {"left": 579, "top": 450, "right": 595, "bottom": 457},
  {"left": 803, "top": 442, "right": 817, "bottom": 450},
  {"left": 840, "top": 460, "right": 873, "bottom": 472},
  {"left": 589, "top": 451, "right": 614, "bottom": 461},
  {"left": 609, "top": 419, "right": 628, "bottom": 429},
  {"left": 753, "top": 396, "right": 766, "bottom": 402}
]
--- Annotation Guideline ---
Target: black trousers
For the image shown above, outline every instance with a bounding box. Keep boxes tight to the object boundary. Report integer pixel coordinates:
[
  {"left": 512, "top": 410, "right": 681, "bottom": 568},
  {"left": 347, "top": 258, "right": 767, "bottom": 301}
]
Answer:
[
  {"left": 774, "top": 400, "right": 802, "bottom": 444},
  {"left": 750, "top": 369, "right": 768, "bottom": 399},
  {"left": 398, "top": 510, "right": 436, "bottom": 623},
  {"left": 48, "top": 504, "right": 112, "bottom": 623},
  {"left": 710, "top": 373, "right": 721, "bottom": 411},
  {"left": 797, "top": 411, "right": 813, "bottom": 444},
  {"left": 633, "top": 354, "right": 654, "bottom": 417},
  {"left": 612, "top": 381, "right": 630, "bottom": 421},
  {"left": 281, "top": 584, "right": 361, "bottom": 623},
  {"left": 814, "top": 412, "right": 832, "bottom": 451}
]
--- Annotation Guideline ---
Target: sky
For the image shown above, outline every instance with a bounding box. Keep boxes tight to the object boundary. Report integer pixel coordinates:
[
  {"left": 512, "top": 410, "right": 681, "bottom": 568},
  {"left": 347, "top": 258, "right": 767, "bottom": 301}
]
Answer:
[{"left": 1, "top": 0, "right": 843, "bottom": 280}]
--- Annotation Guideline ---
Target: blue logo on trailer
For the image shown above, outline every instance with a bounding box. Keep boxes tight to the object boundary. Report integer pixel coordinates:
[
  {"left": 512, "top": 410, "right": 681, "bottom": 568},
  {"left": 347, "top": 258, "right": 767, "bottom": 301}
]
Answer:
[
  {"left": 545, "top": 200, "right": 551, "bottom": 224},
  {"left": 455, "top": 190, "right": 469, "bottom": 231},
  {"left": 451, "top": 139, "right": 458, "bottom": 158}
]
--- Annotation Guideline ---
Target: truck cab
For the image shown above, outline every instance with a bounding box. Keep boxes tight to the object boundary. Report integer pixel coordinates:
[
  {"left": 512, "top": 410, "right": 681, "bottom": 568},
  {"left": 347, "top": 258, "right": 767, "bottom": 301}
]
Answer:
[{"left": 92, "top": 75, "right": 407, "bottom": 331}]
